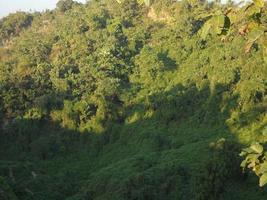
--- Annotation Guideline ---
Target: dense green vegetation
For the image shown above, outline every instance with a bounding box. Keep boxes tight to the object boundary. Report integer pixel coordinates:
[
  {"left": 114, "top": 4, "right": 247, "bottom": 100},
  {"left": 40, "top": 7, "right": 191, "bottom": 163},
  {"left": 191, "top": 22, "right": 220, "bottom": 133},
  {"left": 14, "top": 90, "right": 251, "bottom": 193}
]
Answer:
[
  {"left": 241, "top": 143, "right": 267, "bottom": 187},
  {"left": 0, "top": 0, "right": 267, "bottom": 199}
]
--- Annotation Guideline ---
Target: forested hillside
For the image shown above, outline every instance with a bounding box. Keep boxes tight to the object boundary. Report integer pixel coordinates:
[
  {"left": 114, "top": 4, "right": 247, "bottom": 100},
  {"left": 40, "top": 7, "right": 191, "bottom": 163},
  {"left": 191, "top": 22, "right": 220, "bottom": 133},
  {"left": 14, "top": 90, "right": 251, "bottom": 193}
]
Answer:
[{"left": 0, "top": 0, "right": 267, "bottom": 199}]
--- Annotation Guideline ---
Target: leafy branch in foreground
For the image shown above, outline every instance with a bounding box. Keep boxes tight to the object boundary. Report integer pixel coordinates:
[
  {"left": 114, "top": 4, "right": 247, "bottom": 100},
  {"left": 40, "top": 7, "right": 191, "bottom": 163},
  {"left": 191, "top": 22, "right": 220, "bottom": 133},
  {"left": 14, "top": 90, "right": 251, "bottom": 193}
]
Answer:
[{"left": 240, "top": 143, "right": 267, "bottom": 187}]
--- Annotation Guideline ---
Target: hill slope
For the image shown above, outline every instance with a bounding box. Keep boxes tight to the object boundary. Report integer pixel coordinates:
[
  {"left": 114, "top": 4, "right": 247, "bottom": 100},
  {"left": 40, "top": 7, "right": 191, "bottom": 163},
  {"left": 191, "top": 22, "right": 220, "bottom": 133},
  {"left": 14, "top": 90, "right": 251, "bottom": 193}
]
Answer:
[{"left": 0, "top": 0, "right": 267, "bottom": 199}]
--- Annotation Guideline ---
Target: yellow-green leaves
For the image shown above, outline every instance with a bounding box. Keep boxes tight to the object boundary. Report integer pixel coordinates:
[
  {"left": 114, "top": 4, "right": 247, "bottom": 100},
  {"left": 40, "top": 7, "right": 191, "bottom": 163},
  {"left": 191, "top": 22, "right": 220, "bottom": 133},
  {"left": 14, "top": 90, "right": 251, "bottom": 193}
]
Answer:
[
  {"left": 244, "top": 0, "right": 265, "bottom": 16},
  {"left": 213, "top": 15, "right": 228, "bottom": 35},
  {"left": 262, "top": 39, "right": 267, "bottom": 64},
  {"left": 263, "top": 47, "right": 267, "bottom": 64},
  {"left": 143, "top": 0, "right": 151, "bottom": 6},
  {"left": 247, "top": 27, "right": 265, "bottom": 42},
  {"left": 253, "top": 0, "right": 265, "bottom": 8},
  {"left": 260, "top": 173, "right": 267, "bottom": 187},
  {"left": 201, "top": 21, "right": 212, "bottom": 39},
  {"left": 200, "top": 15, "right": 230, "bottom": 40},
  {"left": 239, "top": 0, "right": 267, "bottom": 61},
  {"left": 250, "top": 143, "right": 264, "bottom": 154},
  {"left": 144, "top": 0, "right": 151, "bottom": 6},
  {"left": 240, "top": 143, "right": 267, "bottom": 187},
  {"left": 116, "top": 0, "right": 151, "bottom": 6},
  {"left": 245, "top": 26, "right": 265, "bottom": 53}
]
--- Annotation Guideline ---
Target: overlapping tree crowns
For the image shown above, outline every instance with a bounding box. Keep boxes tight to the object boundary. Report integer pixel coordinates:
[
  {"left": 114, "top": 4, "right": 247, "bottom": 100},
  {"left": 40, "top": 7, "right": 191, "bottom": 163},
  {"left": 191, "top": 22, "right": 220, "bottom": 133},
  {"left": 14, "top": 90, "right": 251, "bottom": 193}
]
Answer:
[
  {"left": 0, "top": 12, "right": 33, "bottom": 45},
  {"left": 116, "top": 0, "right": 152, "bottom": 6},
  {"left": 195, "top": 0, "right": 267, "bottom": 187},
  {"left": 239, "top": 0, "right": 267, "bottom": 188},
  {"left": 56, "top": 0, "right": 78, "bottom": 12}
]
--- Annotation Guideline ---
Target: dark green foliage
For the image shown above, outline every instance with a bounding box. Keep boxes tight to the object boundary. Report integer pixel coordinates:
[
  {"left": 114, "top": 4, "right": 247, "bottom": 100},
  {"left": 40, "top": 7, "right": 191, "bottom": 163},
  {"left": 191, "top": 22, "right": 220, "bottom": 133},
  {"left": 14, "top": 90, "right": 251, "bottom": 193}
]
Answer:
[
  {"left": 196, "top": 139, "right": 242, "bottom": 200},
  {"left": 0, "top": 12, "right": 33, "bottom": 45},
  {"left": 0, "top": 0, "right": 267, "bottom": 199},
  {"left": 56, "top": 0, "right": 77, "bottom": 12},
  {"left": 0, "top": 176, "right": 18, "bottom": 200}
]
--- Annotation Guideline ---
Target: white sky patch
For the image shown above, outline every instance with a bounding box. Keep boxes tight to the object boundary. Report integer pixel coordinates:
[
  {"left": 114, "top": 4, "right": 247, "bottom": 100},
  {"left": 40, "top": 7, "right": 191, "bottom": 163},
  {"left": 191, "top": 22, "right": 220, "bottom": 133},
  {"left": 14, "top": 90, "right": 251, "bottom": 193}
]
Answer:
[{"left": 0, "top": 0, "right": 87, "bottom": 18}]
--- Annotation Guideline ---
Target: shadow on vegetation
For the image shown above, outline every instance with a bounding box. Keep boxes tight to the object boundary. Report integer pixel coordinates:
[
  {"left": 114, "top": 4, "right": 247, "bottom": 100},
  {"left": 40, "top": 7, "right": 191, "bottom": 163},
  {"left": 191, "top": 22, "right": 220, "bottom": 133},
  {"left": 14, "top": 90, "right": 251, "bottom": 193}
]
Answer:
[
  {"left": 157, "top": 50, "right": 177, "bottom": 71},
  {"left": 0, "top": 81, "right": 266, "bottom": 200}
]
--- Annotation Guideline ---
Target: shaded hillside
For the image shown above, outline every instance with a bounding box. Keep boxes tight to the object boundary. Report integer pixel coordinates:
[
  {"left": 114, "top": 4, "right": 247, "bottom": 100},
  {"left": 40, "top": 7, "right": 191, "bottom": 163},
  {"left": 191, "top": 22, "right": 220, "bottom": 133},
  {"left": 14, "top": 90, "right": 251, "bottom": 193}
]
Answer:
[{"left": 0, "top": 0, "right": 266, "bottom": 199}]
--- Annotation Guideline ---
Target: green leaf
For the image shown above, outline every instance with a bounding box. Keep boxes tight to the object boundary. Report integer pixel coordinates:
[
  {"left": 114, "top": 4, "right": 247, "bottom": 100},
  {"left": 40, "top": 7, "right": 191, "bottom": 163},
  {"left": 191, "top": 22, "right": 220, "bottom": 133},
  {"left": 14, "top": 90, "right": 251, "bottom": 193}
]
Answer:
[
  {"left": 199, "top": 14, "right": 230, "bottom": 40},
  {"left": 253, "top": 0, "right": 265, "bottom": 8},
  {"left": 246, "top": 153, "right": 260, "bottom": 164},
  {"left": 240, "top": 151, "right": 247, "bottom": 157},
  {"left": 245, "top": 41, "right": 254, "bottom": 53},
  {"left": 263, "top": 47, "right": 267, "bottom": 64},
  {"left": 262, "top": 39, "right": 267, "bottom": 64},
  {"left": 259, "top": 162, "right": 267, "bottom": 174},
  {"left": 247, "top": 27, "right": 264, "bottom": 42},
  {"left": 201, "top": 21, "right": 212, "bottom": 39},
  {"left": 259, "top": 173, "right": 267, "bottom": 187},
  {"left": 241, "top": 159, "right": 248, "bottom": 168},
  {"left": 245, "top": 4, "right": 261, "bottom": 16},
  {"left": 242, "top": 147, "right": 255, "bottom": 154},
  {"left": 213, "top": 15, "right": 226, "bottom": 35},
  {"left": 144, "top": 0, "right": 151, "bottom": 6},
  {"left": 250, "top": 143, "right": 263, "bottom": 154}
]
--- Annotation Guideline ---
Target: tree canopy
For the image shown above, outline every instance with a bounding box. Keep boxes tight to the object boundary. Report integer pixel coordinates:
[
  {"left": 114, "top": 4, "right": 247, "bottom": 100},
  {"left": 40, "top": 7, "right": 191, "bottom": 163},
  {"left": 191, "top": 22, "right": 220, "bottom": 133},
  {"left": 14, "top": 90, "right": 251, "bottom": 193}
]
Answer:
[{"left": 0, "top": 0, "right": 267, "bottom": 199}]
